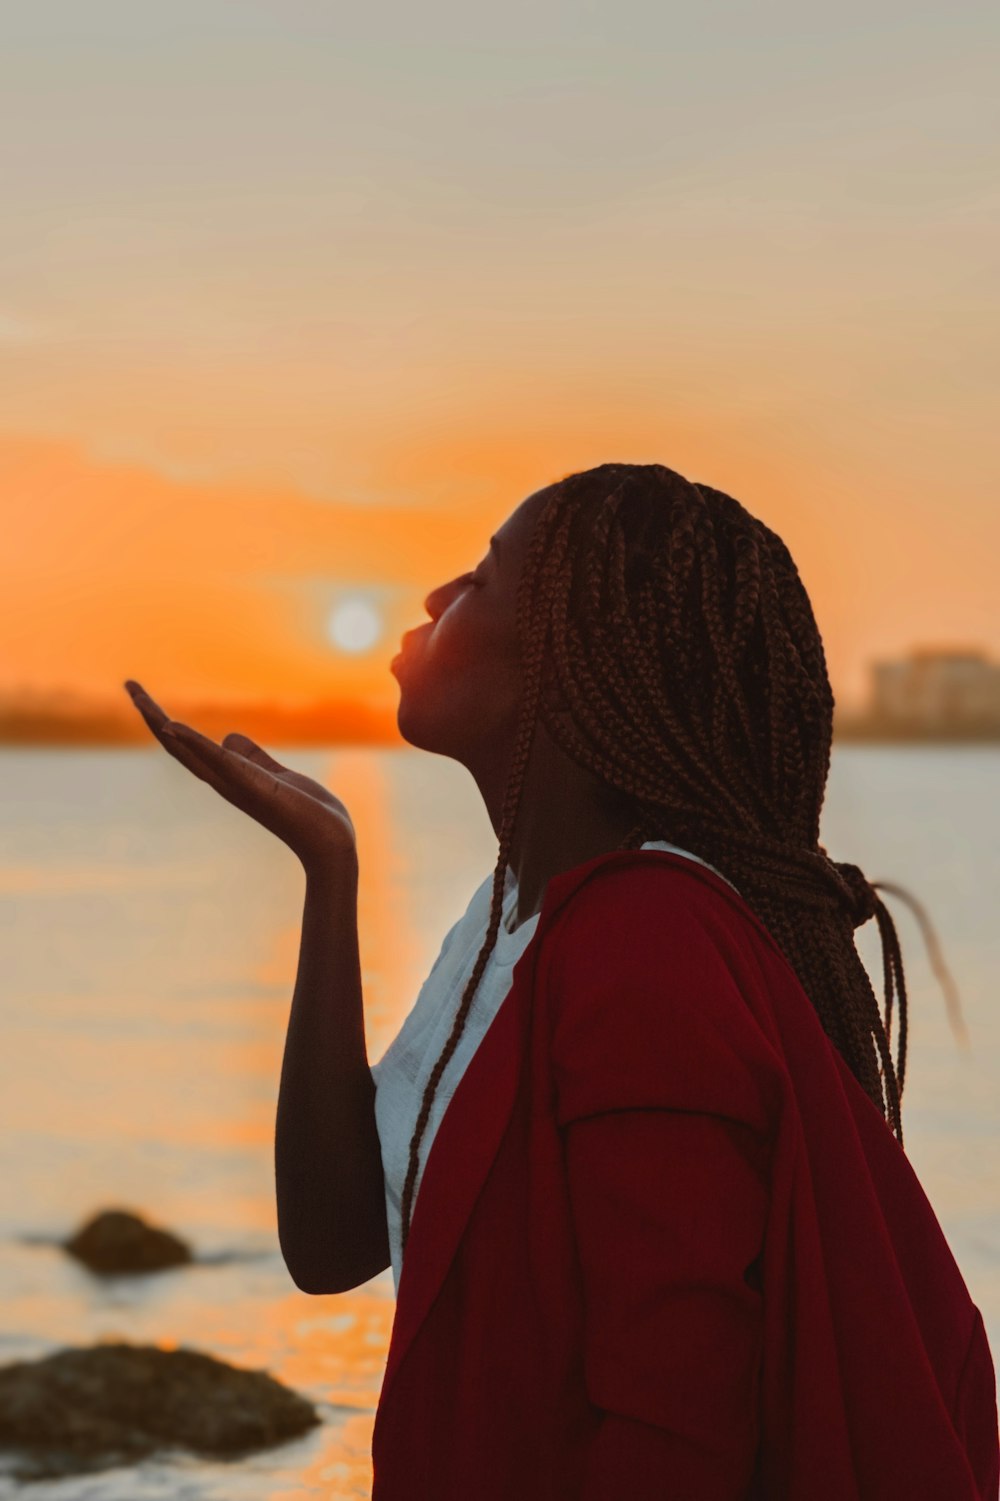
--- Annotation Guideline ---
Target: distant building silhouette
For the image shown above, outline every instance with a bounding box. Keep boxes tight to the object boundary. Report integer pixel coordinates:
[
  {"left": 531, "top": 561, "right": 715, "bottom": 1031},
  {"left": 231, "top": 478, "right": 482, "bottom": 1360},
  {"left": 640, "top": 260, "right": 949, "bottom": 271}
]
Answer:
[
  {"left": 871, "top": 648, "right": 1000, "bottom": 730},
  {"left": 837, "top": 647, "right": 1000, "bottom": 740}
]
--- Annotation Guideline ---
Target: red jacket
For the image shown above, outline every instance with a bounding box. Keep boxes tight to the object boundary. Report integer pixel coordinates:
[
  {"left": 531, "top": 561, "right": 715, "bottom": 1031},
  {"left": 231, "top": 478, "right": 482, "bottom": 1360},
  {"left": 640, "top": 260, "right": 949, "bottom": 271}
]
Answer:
[{"left": 371, "top": 850, "right": 999, "bottom": 1499}]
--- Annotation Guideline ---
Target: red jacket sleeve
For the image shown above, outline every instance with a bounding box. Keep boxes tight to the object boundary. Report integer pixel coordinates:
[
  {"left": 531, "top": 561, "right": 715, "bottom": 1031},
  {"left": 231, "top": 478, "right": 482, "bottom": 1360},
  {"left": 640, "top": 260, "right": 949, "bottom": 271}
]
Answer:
[
  {"left": 547, "top": 866, "right": 776, "bottom": 1500},
  {"left": 564, "top": 1109, "right": 768, "bottom": 1499}
]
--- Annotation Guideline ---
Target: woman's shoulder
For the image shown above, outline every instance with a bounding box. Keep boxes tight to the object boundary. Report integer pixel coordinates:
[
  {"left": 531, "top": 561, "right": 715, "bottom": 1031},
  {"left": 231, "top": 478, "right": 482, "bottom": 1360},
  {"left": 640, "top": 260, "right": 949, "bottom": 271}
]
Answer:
[
  {"left": 538, "top": 847, "right": 766, "bottom": 956},
  {"left": 538, "top": 851, "right": 786, "bottom": 1133}
]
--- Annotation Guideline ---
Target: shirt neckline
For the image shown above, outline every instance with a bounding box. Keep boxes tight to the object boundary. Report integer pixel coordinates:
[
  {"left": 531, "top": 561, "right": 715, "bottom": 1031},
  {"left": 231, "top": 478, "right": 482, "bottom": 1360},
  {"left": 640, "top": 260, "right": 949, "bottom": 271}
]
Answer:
[{"left": 496, "top": 877, "right": 536, "bottom": 946}]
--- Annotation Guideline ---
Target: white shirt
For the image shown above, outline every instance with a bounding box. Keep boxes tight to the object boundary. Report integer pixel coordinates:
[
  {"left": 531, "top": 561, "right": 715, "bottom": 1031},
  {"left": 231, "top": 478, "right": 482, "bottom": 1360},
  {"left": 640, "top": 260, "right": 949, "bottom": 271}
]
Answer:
[{"left": 369, "top": 840, "right": 739, "bottom": 1294}]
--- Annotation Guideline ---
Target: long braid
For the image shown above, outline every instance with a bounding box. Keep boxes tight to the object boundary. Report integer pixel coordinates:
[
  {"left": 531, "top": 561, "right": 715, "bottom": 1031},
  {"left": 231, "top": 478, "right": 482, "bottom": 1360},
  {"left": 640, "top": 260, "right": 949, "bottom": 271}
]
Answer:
[
  {"left": 399, "top": 461, "right": 965, "bottom": 1254},
  {"left": 398, "top": 493, "right": 559, "bottom": 1254}
]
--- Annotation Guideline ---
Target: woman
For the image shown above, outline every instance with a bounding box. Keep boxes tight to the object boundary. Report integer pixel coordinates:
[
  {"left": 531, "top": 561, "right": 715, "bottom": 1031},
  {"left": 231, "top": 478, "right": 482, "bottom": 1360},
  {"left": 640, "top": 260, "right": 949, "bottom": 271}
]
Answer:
[{"left": 125, "top": 462, "right": 999, "bottom": 1499}]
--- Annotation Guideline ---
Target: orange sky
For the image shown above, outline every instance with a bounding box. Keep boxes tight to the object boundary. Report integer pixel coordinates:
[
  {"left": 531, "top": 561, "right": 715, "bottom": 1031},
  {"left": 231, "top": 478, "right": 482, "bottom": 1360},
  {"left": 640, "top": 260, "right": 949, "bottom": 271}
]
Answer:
[
  {"left": 5, "top": 408, "right": 995, "bottom": 718},
  {"left": 3, "top": 4, "right": 997, "bottom": 715}
]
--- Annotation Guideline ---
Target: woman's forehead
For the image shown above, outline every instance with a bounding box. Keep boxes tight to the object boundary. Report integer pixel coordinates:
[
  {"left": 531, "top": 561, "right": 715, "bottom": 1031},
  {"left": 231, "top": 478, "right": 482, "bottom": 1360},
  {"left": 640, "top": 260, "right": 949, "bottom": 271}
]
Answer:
[{"left": 497, "top": 486, "right": 555, "bottom": 547}]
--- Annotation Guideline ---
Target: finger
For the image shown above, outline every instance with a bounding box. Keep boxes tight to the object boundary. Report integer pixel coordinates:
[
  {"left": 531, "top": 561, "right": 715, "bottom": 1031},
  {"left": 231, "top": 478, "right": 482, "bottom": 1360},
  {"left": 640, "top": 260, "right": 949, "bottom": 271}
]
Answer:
[
  {"left": 163, "top": 722, "right": 223, "bottom": 758},
  {"left": 159, "top": 732, "right": 279, "bottom": 816},
  {"left": 221, "top": 731, "right": 288, "bottom": 775},
  {"left": 124, "top": 685, "right": 284, "bottom": 815},
  {"left": 217, "top": 735, "right": 344, "bottom": 814},
  {"left": 145, "top": 728, "right": 233, "bottom": 799},
  {"left": 167, "top": 725, "right": 285, "bottom": 801},
  {"left": 124, "top": 680, "right": 167, "bottom": 721},
  {"left": 123, "top": 686, "right": 224, "bottom": 768},
  {"left": 124, "top": 682, "right": 177, "bottom": 742}
]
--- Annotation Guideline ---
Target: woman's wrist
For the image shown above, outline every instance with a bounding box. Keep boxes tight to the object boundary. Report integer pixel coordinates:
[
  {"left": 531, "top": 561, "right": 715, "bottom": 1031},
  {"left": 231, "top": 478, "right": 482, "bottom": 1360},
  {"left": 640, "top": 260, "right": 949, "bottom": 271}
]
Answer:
[{"left": 301, "top": 847, "right": 359, "bottom": 891}]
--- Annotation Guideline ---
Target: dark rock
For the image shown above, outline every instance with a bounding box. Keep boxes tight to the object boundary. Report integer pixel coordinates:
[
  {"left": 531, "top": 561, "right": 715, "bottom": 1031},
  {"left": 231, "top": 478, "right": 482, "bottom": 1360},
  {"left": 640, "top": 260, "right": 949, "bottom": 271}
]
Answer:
[
  {"left": 0, "top": 1341, "right": 322, "bottom": 1481},
  {"left": 64, "top": 1208, "right": 192, "bottom": 1274}
]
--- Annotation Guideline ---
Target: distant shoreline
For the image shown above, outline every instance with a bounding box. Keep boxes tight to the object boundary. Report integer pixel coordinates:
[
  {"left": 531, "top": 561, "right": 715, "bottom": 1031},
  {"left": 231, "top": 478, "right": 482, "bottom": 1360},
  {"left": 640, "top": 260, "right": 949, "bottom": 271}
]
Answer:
[
  {"left": 0, "top": 702, "right": 408, "bottom": 749},
  {"left": 2, "top": 712, "right": 999, "bottom": 748},
  {"left": 832, "top": 717, "right": 1000, "bottom": 744}
]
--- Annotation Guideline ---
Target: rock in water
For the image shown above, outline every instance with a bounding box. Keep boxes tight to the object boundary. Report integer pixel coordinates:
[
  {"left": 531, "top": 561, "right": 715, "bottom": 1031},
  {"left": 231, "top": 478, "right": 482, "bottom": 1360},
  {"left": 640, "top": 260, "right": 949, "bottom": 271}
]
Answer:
[
  {"left": 0, "top": 1342, "right": 322, "bottom": 1481},
  {"left": 64, "top": 1208, "right": 192, "bottom": 1273}
]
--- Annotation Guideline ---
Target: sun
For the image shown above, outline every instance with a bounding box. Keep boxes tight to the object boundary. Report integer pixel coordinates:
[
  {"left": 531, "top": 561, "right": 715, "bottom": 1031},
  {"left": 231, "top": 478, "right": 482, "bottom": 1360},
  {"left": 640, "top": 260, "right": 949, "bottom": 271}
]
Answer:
[{"left": 326, "top": 596, "right": 383, "bottom": 654}]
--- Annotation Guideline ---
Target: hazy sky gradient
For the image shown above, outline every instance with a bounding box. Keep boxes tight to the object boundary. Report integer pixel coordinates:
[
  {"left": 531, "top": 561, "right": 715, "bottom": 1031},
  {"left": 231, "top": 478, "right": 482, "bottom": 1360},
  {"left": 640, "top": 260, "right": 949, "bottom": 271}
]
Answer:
[{"left": 2, "top": 0, "right": 996, "bottom": 710}]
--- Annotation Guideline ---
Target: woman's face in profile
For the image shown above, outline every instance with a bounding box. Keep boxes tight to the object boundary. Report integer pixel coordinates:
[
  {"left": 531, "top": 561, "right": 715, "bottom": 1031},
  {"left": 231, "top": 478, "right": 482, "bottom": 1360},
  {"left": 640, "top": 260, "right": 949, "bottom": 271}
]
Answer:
[{"left": 390, "top": 486, "right": 552, "bottom": 765}]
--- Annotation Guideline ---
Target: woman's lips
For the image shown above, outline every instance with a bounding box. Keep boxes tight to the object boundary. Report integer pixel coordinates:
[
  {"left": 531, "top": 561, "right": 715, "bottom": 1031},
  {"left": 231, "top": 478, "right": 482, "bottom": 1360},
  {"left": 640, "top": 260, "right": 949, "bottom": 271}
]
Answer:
[
  {"left": 393, "top": 629, "right": 428, "bottom": 669},
  {"left": 391, "top": 637, "right": 416, "bottom": 673}
]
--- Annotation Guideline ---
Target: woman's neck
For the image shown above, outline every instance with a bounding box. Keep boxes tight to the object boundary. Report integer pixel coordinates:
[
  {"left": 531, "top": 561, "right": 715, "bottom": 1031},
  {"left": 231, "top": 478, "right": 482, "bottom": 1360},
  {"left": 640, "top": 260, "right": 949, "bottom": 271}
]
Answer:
[{"left": 506, "top": 750, "right": 639, "bottom": 927}]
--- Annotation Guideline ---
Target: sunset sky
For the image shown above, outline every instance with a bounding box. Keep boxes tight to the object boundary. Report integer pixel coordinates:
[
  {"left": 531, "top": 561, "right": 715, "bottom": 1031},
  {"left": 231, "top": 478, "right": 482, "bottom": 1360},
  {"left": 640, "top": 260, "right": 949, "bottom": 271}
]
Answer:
[{"left": 2, "top": 0, "right": 996, "bottom": 714}]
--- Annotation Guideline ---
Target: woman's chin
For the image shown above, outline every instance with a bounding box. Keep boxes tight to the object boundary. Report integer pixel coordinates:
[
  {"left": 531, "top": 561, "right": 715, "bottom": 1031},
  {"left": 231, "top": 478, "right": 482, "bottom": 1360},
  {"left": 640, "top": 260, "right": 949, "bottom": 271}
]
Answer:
[
  {"left": 394, "top": 693, "right": 463, "bottom": 759},
  {"left": 393, "top": 690, "right": 425, "bottom": 748}
]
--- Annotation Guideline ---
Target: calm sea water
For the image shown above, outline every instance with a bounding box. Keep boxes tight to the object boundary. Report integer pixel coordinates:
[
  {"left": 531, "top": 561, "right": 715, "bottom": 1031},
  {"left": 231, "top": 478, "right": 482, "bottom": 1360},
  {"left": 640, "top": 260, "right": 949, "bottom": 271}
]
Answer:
[{"left": 1, "top": 744, "right": 998, "bottom": 1498}]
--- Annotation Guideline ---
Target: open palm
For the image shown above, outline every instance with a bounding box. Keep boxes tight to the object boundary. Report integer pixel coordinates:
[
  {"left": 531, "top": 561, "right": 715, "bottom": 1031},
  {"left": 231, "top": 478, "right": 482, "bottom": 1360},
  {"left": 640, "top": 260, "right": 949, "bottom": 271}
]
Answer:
[{"left": 124, "top": 680, "right": 357, "bottom": 875}]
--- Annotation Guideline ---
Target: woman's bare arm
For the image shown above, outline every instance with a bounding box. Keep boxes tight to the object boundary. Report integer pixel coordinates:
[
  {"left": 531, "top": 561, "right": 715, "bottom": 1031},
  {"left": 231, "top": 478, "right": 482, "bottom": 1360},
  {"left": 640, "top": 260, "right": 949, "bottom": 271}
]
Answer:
[
  {"left": 121, "top": 681, "right": 389, "bottom": 1296},
  {"left": 275, "top": 859, "right": 390, "bottom": 1294}
]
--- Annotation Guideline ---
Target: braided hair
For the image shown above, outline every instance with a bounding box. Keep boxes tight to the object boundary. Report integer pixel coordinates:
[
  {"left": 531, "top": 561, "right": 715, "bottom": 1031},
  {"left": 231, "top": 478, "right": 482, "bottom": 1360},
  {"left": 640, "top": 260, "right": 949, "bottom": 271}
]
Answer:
[{"left": 399, "top": 461, "right": 963, "bottom": 1255}]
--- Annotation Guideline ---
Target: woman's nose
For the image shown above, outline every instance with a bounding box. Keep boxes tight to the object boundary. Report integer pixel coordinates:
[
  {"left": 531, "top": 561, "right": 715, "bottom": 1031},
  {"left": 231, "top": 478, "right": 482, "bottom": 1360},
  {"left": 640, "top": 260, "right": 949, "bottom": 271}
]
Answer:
[{"left": 423, "top": 576, "right": 463, "bottom": 620}]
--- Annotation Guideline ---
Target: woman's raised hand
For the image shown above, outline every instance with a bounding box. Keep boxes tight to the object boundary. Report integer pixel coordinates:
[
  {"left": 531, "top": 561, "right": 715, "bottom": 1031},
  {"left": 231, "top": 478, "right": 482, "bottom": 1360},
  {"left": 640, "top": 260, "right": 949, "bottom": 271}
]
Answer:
[{"left": 124, "top": 680, "right": 358, "bottom": 878}]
